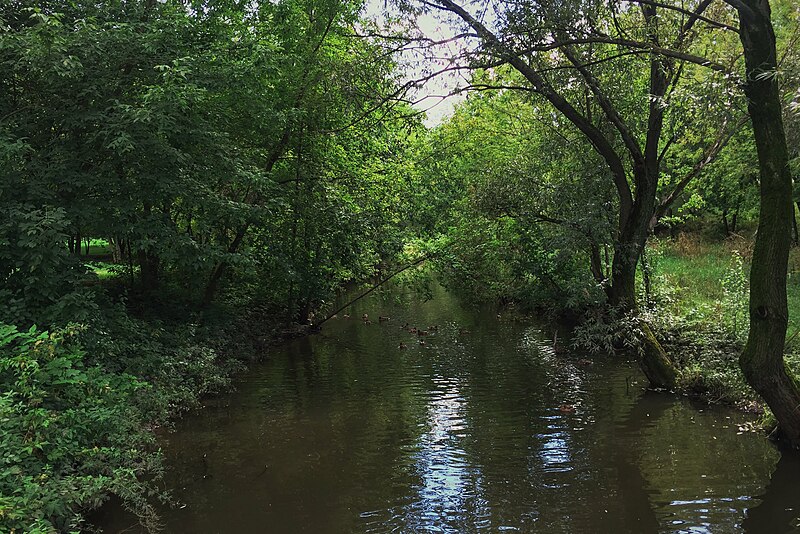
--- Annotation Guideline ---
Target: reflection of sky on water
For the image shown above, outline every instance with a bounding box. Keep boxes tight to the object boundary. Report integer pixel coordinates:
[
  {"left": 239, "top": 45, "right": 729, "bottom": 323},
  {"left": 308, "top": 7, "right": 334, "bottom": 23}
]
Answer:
[
  {"left": 407, "top": 375, "right": 490, "bottom": 531},
  {"left": 537, "top": 422, "right": 573, "bottom": 474},
  {"left": 362, "top": 374, "right": 492, "bottom": 532}
]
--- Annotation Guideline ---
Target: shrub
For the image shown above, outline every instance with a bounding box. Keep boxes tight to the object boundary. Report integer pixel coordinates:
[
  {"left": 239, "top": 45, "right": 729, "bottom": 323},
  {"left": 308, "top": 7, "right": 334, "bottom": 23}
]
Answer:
[{"left": 0, "top": 323, "right": 161, "bottom": 533}]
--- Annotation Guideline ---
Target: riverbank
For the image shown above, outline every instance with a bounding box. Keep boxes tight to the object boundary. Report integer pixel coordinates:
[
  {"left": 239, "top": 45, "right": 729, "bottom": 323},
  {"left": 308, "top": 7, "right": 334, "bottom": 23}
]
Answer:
[
  {"left": 0, "top": 283, "right": 321, "bottom": 533},
  {"left": 630, "top": 232, "right": 799, "bottom": 412},
  {"left": 4, "top": 232, "right": 797, "bottom": 532},
  {"left": 94, "top": 285, "right": 800, "bottom": 533}
]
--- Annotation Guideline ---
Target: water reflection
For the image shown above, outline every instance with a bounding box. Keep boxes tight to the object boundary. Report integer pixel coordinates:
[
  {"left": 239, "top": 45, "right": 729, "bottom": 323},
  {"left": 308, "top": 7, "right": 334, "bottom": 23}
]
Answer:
[
  {"left": 369, "top": 375, "right": 492, "bottom": 533},
  {"left": 742, "top": 452, "right": 800, "bottom": 533},
  {"left": 94, "top": 285, "right": 800, "bottom": 533}
]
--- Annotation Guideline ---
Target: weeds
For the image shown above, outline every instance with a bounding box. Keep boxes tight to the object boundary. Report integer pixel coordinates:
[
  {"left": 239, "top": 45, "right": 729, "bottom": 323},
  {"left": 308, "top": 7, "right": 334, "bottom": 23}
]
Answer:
[{"left": 573, "top": 232, "right": 795, "bottom": 410}]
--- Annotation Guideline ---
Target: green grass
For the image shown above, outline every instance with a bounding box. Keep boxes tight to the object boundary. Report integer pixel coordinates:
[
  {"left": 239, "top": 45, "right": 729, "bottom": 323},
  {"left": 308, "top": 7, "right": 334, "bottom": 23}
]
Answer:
[
  {"left": 87, "top": 261, "right": 118, "bottom": 280},
  {"left": 649, "top": 235, "right": 800, "bottom": 331},
  {"left": 66, "top": 237, "right": 113, "bottom": 257},
  {"left": 653, "top": 246, "right": 728, "bottom": 309},
  {"left": 641, "top": 232, "right": 800, "bottom": 408}
]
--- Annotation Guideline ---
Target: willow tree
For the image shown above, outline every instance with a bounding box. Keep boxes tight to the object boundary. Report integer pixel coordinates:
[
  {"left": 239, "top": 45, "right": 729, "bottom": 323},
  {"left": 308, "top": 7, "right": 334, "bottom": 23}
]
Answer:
[{"left": 407, "top": 0, "right": 743, "bottom": 388}]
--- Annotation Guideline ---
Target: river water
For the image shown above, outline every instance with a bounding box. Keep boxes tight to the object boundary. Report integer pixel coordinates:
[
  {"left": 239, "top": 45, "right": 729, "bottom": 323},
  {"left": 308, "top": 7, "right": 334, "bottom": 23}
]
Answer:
[{"left": 97, "top": 286, "right": 800, "bottom": 533}]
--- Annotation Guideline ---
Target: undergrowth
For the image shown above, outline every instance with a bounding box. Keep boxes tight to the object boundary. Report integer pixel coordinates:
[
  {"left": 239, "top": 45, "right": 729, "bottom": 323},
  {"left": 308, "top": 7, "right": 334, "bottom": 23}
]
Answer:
[
  {"left": 0, "top": 287, "right": 258, "bottom": 533},
  {"left": 574, "top": 232, "right": 800, "bottom": 411}
]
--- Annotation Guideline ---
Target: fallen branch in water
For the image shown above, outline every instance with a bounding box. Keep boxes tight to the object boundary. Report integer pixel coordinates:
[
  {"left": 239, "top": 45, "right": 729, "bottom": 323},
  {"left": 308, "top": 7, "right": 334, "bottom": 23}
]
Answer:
[{"left": 314, "top": 254, "right": 433, "bottom": 329}]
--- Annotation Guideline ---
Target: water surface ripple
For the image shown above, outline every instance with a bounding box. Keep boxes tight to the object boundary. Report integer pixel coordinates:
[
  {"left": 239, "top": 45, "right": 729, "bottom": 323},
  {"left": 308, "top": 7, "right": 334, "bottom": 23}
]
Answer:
[{"left": 96, "top": 288, "right": 800, "bottom": 533}]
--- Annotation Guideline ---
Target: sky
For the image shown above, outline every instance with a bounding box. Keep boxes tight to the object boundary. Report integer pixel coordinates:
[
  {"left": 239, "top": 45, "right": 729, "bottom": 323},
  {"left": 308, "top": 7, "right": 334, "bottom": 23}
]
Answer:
[{"left": 364, "top": 0, "right": 468, "bottom": 126}]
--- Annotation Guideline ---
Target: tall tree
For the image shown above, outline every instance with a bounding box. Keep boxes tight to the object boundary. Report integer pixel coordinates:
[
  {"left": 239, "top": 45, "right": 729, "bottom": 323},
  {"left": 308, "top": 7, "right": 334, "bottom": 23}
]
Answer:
[
  {"left": 405, "top": 0, "right": 743, "bottom": 387},
  {"left": 727, "top": 0, "right": 800, "bottom": 447}
]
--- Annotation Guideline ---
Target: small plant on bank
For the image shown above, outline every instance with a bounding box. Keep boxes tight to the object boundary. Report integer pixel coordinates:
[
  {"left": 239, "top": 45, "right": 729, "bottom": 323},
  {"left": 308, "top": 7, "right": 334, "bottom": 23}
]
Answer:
[
  {"left": 721, "top": 250, "right": 748, "bottom": 341},
  {"left": 571, "top": 307, "right": 646, "bottom": 357}
]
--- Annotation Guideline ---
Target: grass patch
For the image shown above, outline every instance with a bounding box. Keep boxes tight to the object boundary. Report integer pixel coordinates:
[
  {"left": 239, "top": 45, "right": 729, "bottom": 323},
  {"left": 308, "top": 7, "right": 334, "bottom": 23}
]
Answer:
[
  {"left": 639, "top": 231, "right": 800, "bottom": 409},
  {"left": 87, "top": 261, "right": 120, "bottom": 280}
]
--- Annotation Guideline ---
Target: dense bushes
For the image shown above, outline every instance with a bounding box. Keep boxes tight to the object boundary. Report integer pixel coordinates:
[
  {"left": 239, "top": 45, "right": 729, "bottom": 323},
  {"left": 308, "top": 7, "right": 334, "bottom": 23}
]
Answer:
[
  {"left": 0, "top": 305, "right": 248, "bottom": 533},
  {"left": 0, "top": 324, "right": 158, "bottom": 533}
]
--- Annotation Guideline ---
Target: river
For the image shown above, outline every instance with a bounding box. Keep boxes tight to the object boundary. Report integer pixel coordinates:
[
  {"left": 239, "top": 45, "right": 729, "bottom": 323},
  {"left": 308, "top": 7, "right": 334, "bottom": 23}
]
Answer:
[{"left": 96, "top": 285, "right": 800, "bottom": 533}]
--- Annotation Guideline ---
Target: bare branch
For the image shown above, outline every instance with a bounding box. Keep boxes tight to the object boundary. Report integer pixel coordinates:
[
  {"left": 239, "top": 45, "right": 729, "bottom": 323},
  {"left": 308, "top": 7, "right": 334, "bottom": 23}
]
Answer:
[{"left": 629, "top": 0, "right": 738, "bottom": 33}]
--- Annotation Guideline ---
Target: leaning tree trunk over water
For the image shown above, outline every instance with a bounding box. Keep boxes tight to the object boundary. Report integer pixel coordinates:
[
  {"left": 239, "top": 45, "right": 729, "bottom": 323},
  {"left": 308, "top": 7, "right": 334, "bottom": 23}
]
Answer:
[
  {"left": 732, "top": 0, "right": 800, "bottom": 447},
  {"left": 607, "top": 206, "right": 678, "bottom": 390}
]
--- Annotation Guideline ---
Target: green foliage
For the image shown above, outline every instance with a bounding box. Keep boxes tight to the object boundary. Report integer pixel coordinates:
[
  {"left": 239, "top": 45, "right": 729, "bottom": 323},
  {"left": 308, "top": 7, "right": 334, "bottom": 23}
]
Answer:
[
  {"left": 571, "top": 307, "right": 647, "bottom": 356},
  {"left": 0, "top": 0, "right": 421, "bottom": 326},
  {"left": 0, "top": 207, "right": 93, "bottom": 327},
  {"left": 0, "top": 323, "right": 161, "bottom": 533},
  {"left": 636, "top": 237, "right": 768, "bottom": 406},
  {"left": 721, "top": 251, "right": 749, "bottom": 340},
  {"left": 416, "top": 86, "right": 613, "bottom": 311},
  {"left": 0, "top": 2, "right": 419, "bottom": 529}
]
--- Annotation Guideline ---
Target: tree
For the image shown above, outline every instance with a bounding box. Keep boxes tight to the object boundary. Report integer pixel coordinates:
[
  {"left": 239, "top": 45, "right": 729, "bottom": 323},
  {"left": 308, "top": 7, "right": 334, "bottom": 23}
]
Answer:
[
  {"left": 402, "top": 0, "right": 745, "bottom": 387},
  {"left": 727, "top": 0, "right": 800, "bottom": 447}
]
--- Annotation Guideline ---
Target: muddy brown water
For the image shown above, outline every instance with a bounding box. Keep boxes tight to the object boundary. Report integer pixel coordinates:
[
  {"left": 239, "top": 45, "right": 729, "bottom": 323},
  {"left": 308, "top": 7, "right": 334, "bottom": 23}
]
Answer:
[{"left": 96, "top": 287, "right": 800, "bottom": 533}]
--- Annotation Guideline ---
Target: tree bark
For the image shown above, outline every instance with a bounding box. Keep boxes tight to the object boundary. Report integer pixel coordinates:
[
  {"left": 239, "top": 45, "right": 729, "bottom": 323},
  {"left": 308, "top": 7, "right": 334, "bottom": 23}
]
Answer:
[
  {"left": 732, "top": 0, "right": 800, "bottom": 448},
  {"left": 138, "top": 250, "right": 160, "bottom": 291},
  {"left": 137, "top": 202, "right": 160, "bottom": 291},
  {"left": 589, "top": 239, "right": 605, "bottom": 285},
  {"left": 200, "top": 225, "right": 248, "bottom": 308},
  {"left": 607, "top": 232, "right": 678, "bottom": 389}
]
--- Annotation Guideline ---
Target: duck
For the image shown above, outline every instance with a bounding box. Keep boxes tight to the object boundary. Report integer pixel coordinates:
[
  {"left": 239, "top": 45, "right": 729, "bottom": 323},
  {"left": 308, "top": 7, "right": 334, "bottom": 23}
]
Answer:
[
  {"left": 418, "top": 339, "right": 426, "bottom": 346},
  {"left": 379, "top": 316, "right": 390, "bottom": 322},
  {"left": 399, "top": 342, "right": 408, "bottom": 350},
  {"left": 401, "top": 322, "right": 409, "bottom": 330},
  {"left": 342, "top": 314, "right": 350, "bottom": 319},
  {"left": 409, "top": 327, "right": 418, "bottom": 334},
  {"left": 427, "top": 325, "right": 438, "bottom": 332},
  {"left": 362, "top": 313, "right": 369, "bottom": 321},
  {"left": 417, "top": 330, "right": 429, "bottom": 336},
  {"left": 558, "top": 404, "right": 576, "bottom": 414},
  {"left": 364, "top": 320, "right": 372, "bottom": 325}
]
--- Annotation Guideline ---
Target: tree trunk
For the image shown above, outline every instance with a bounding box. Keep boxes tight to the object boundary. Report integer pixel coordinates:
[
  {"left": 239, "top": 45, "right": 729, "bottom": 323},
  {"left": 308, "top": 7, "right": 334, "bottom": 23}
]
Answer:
[
  {"left": 607, "top": 170, "right": 679, "bottom": 390},
  {"left": 607, "top": 235, "right": 679, "bottom": 389},
  {"left": 200, "top": 225, "right": 248, "bottom": 308},
  {"left": 641, "top": 246, "right": 653, "bottom": 308},
  {"left": 138, "top": 250, "right": 159, "bottom": 291},
  {"left": 723, "top": 210, "right": 730, "bottom": 236},
  {"left": 734, "top": 0, "right": 800, "bottom": 448},
  {"left": 589, "top": 240, "right": 605, "bottom": 285}
]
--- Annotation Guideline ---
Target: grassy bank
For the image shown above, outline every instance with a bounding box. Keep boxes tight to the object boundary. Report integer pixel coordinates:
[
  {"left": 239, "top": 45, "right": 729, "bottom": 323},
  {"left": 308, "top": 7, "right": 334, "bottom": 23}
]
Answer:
[{"left": 641, "top": 232, "right": 800, "bottom": 410}]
